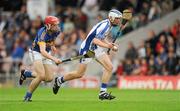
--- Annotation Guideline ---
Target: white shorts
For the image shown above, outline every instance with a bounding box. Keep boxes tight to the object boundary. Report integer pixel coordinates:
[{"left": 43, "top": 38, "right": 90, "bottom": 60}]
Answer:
[
  {"left": 79, "top": 46, "right": 106, "bottom": 64},
  {"left": 29, "top": 49, "right": 54, "bottom": 65}
]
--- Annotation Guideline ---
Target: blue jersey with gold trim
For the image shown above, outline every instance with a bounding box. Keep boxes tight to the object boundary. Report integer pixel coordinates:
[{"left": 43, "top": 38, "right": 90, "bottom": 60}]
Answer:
[{"left": 32, "top": 27, "right": 60, "bottom": 52}]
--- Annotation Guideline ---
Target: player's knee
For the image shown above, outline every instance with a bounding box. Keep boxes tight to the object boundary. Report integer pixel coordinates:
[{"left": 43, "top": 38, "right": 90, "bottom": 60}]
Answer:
[
  {"left": 45, "top": 76, "right": 53, "bottom": 82},
  {"left": 75, "top": 69, "right": 85, "bottom": 78},
  {"left": 38, "top": 74, "right": 46, "bottom": 81},
  {"left": 75, "top": 73, "right": 84, "bottom": 78},
  {"left": 107, "top": 65, "right": 113, "bottom": 73}
]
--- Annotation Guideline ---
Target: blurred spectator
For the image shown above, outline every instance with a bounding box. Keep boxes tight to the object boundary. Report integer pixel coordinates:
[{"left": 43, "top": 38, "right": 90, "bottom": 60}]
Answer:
[
  {"left": 68, "top": 31, "right": 78, "bottom": 45},
  {"left": 125, "top": 41, "right": 138, "bottom": 60},
  {"left": 171, "top": 20, "right": 180, "bottom": 39},
  {"left": 138, "top": 40, "right": 146, "bottom": 58},
  {"left": 145, "top": 30, "right": 157, "bottom": 56},
  {"left": 123, "top": 59, "right": 134, "bottom": 75},
  {"left": 165, "top": 51, "right": 177, "bottom": 75},
  {"left": 76, "top": 29, "right": 86, "bottom": 49},
  {"left": 63, "top": 17, "right": 75, "bottom": 34},
  {"left": 11, "top": 38, "right": 25, "bottom": 60},
  {"left": 154, "top": 55, "right": 165, "bottom": 75},
  {"left": 176, "top": 36, "right": 180, "bottom": 58},
  {"left": 136, "top": 13, "right": 148, "bottom": 28},
  {"left": 64, "top": 7, "right": 75, "bottom": 22},
  {"left": 116, "top": 60, "right": 124, "bottom": 76},
  {"left": 81, "top": 0, "right": 99, "bottom": 27},
  {"left": 167, "top": 36, "right": 175, "bottom": 48},
  {"left": 132, "top": 58, "right": 141, "bottom": 75},
  {"left": 158, "top": 26, "right": 173, "bottom": 39},
  {"left": 74, "top": 8, "right": 88, "bottom": 31},
  {"left": 15, "top": 5, "right": 29, "bottom": 26},
  {"left": 158, "top": 47, "right": 167, "bottom": 64},
  {"left": 145, "top": 43, "right": 152, "bottom": 60},
  {"left": 175, "top": 59, "right": 180, "bottom": 74},
  {"left": 31, "top": 16, "right": 43, "bottom": 29},
  {"left": 0, "top": 33, "right": 7, "bottom": 73},
  {"left": 140, "top": 58, "right": 148, "bottom": 76},
  {"left": 141, "top": 1, "right": 150, "bottom": 15},
  {"left": 155, "top": 35, "right": 167, "bottom": 54},
  {"left": 161, "top": 0, "right": 173, "bottom": 16},
  {"left": 4, "top": 31, "right": 15, "bottom": 56},
  {"left": 148, "top": 0, "right": 161, "bottom": 21},
  {"left": 148, "top": 56, "right": 156, "bottom": 75}
]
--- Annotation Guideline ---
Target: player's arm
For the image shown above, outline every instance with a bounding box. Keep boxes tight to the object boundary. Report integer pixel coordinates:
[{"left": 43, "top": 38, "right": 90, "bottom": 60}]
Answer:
[
  {"left": 93, "top": 38, "right": 118, "bottom": 51},
  {"left": 102, "top": 39, "right": 112, "bottom": 45},
  {"left": 119, "top": 22, "right": 128, "bottom": 31},
  {"left": 50, "top": 41, "right": 57, "bottom": 53},
  {"left": 51, "top": 45, "right": 57, "bottom": 53},
  {"left": 38, "top": 42, "right": 61, "bottom": 64},
  {"left": 50, "top": 45, "right": 57, "bottom": 56},
  {"left": 92, "top": 38, "right": 113, "bottom": 49}
]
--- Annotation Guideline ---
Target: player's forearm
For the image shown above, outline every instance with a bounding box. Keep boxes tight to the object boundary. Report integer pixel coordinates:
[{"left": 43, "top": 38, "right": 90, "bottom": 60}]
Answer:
[
  {"left": 51, "top": 46, "right": 57, "bottom": 54},
  {"left": 102, "top": 39, "right": 109, "bottom": 44},
  {"left": 38, "top": 42, "right": 57, "bottom": 61},
  {"left": 93, "top": 38, "right": 111, "bottom": 48},
  {"left": 40, "top": 50, "right": 56, "bottom": 61},
  {"left": 120, "top": 23, "right": 127, "bottom": 30}
]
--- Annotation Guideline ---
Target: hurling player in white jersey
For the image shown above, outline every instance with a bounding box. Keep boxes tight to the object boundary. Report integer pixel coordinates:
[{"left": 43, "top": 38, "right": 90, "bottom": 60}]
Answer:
[{"left": 53, "top": 9, "right": 124, "bottom": 100}]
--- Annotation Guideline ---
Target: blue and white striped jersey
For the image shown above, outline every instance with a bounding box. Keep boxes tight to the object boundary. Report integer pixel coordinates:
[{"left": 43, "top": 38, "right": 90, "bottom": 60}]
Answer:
[{"left": 80, "top": 19, "right": 111, "bottom": 54}]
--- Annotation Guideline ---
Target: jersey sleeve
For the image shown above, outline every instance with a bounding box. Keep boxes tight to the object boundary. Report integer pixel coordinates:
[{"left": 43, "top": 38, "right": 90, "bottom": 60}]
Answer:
[
  {"left": 37, "top": 28, "right": 46, "bottom": 45},
  {"left": 96, "top": 22, "right": 109, "bottom": 39}
]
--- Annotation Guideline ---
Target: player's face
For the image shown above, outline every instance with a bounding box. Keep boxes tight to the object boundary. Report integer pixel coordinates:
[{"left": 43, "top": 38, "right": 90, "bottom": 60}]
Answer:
[
  {"left": 50, "top": 23, "right": 60, "bottom": 32},
  {"left": 113, "top": 17, "right": 121, "bottom": 25}
]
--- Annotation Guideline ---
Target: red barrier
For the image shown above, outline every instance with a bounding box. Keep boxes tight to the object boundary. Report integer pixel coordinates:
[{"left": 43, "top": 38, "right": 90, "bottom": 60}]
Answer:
[{"left": 118, "top": 76, "right": 180, "bottom": 90}]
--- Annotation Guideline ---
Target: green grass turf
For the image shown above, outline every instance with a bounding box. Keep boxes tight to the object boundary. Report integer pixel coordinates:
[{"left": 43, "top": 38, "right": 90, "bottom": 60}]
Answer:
[{"left": 0, "top": 87, "right": 180, "bottom": 111}]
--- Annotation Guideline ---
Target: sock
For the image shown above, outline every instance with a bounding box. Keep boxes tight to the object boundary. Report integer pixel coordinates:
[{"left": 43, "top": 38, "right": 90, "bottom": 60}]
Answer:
[
  {"left": 100, "top": 83, "right": 107, "bottom": 92},
  {"left": 24, "top": 92, "right": 32, "bottom": 100},
  {"left": 61, "top": 76, "right": 65, "bottom": 83},
  {"left": 24, "top": 70, "right": 33, "bottom": 78},
  {"left": 57, "top": 76, "right": 65, "bottom": 86}
]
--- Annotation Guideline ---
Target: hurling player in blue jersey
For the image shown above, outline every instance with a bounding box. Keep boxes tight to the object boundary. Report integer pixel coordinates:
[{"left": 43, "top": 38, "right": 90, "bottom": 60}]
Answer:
[
  {"left": 53, "top": 9, "right": 125, "bottom": 100},
  {"left": 19, "top": 16, "right": 62, "bottom": 102}
]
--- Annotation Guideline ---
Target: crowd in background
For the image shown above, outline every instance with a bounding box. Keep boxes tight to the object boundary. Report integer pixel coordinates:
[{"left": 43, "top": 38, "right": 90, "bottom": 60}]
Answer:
[
  {"left": 116, "top": 20, "right": 180, "bottom": 76},
  {"left": 0, "top": 0, "right": 179, "bottom": 75}
]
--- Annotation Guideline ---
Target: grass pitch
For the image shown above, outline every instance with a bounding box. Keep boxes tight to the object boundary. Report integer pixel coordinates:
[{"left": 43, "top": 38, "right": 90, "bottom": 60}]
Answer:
[{"left": 0, "top": 87, "right": 180, "bottom": 111}]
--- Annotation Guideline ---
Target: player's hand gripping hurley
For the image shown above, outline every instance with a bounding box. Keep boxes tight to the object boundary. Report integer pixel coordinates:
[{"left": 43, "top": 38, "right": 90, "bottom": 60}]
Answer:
[
  {"left": 56, "top": 50, "right": 109, "bottom": 71},
  {"left": 56, "top": 50, "right": 95, "bottom": 65}
]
